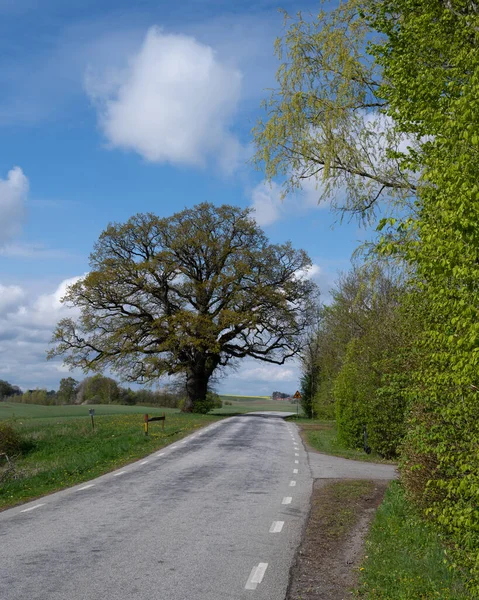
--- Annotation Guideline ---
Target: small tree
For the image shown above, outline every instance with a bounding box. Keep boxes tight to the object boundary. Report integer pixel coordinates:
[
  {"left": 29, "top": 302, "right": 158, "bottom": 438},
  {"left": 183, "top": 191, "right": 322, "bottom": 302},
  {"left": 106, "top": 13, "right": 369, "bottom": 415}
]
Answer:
[
  {"left": 49, "top": 203, "right": 317, "bottom": 412},
  {"left": 57, "top": 377, "right": 78, "bottom": 405},
  {"left": 0, "top": 380, "right": 22, "bottom": 400}
]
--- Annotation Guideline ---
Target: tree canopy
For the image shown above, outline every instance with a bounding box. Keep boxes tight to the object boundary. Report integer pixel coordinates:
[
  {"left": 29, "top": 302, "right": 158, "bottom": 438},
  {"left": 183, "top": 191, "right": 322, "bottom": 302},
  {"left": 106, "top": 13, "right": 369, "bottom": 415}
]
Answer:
[
  {"left": 252, "top": 0, "right": 418, "bottom": 223},
  {"left": 49, "top": 203, "right": 317, "bottom": 412}
]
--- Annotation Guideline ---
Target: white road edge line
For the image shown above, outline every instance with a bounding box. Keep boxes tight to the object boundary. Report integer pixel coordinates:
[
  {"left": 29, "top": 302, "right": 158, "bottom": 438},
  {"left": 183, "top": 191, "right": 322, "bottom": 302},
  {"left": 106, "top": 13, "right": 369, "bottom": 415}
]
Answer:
[
  {"left": 20, "top": 504, "right": 45, "bottom": 513},
  {"left": 140, "top": 460, "right": 149, "bottom": 465},
  {"left": 78, "top": 484, "right": 95, "bottom": 491},
  {"left": 113, "top": 471, "right": 126, "bottom": 477},
  {"left": 282, "top": 496, "right": 292, "bottom": 504},
  {"left": 245, "top": 562, "right": 268, "bottom": 590},
  {"left": 269, "top": 521, "right": 284, "bottom": 533},
  {"left": 157, "top": 452, "right": 165, "bottom": 456},
  {"left": 290, "top": 480, "right": 296, "bottom": 487}
]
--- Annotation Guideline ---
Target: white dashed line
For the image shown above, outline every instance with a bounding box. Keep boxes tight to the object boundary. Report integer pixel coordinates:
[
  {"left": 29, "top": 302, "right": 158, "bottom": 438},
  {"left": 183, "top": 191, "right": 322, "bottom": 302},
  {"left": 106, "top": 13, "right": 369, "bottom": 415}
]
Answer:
[
  {"left": 78, "top": 484, "right": 95, "bottom": 491},
  {"left": 295, "top": 453, "right": 299, "bottom": 456},
  {"left": 20, "top": 504, "right": 45, "bottom": 513},
  {"left": 293, "top": 469, "right": 298, "bottom": 474},
  {"left": 140, "top": 460, "right": 149, "bottom": 465},
  {"left": 290, "top": 480, "right": 296, "bottom": 487},
  {"left": 295, "top": 460, "right": 299, "bottom": 464},
  {"left": 269, "top": 521, "right": 284, "bottom": 533},
  {"left": 245, "top": 562, "right": 268, "bottom": 590},
  {"left": 170, "top": 445, "right": 178, "bottom": 449},
  {"left": 156, "top": 452, "right": 165, "bottom": 457},
  {"left": 113, "top": 471, "right": 126, "bottom": 477},
  {"left": 282, "top": 496, "right": 292, "bottom": 505}
]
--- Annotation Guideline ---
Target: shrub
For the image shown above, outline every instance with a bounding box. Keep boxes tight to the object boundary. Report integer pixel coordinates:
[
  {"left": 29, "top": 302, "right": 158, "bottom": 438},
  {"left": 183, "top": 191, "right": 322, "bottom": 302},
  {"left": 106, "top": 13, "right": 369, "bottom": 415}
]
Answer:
[{"left": 0, "top": 422, "right": 24, "bottom": 457}]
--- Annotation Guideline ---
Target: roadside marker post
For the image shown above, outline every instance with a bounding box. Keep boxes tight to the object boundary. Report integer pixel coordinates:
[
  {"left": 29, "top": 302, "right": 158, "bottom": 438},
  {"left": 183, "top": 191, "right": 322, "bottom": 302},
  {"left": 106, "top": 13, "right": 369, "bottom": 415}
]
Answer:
[
  {"left": 144, "top": 414, "right": 149, "bottom": 436},
  {"left": 89, "top": 408, "right": 95, "bottom": 431},
  {"left": 144, "top": 413, "right": 166, "bottom": 436},
  {"left": 293, "top": 390, "right": 301, "bottom": 416}
]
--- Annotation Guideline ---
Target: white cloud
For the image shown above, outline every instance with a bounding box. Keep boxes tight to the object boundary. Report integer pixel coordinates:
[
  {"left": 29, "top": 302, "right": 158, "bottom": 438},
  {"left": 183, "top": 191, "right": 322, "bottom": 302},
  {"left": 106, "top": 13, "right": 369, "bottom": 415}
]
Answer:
[
  {"left": 295, "top": 264, "right": 321, "bottom": 282},
  {"left": 250, "top": 181, "right": 283, "bottom": 226},
  {"left": 250, "top": 177, "right": 331, "bottom": 227},
  {"left": 0, "top": 276, "right": 84, "bottom": 389},
  {"left": 86, "top": 27, "right": 242, "bottom": 170},
  {"left": 0, "top": 284, "right": 24, "bottom": 312},
  {"left": 0, "top": 166, "right": 28, "bottom": 244}
]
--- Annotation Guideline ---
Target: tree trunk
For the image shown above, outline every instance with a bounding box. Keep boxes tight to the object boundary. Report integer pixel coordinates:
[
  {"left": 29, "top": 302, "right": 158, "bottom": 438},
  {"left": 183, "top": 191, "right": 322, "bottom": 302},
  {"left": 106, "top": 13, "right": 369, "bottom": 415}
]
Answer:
[{"left": 183, "top": 368, "right": 209, "bottom": 413}]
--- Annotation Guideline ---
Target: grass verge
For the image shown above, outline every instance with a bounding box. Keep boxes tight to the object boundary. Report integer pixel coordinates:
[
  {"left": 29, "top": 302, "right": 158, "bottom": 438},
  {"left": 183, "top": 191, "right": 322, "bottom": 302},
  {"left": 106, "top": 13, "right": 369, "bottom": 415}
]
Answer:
[
  {"left": 354, "top": 481, "right": 470, "bottom": 599},
  {"left": 287, "top": 479, "right": 387, "bottom": 600},
  {"left": 289, "top": 417, "right": 393, "bottom": 464},
  {"left": 0, "top": 411, "right": 221, "bottom": 511}
]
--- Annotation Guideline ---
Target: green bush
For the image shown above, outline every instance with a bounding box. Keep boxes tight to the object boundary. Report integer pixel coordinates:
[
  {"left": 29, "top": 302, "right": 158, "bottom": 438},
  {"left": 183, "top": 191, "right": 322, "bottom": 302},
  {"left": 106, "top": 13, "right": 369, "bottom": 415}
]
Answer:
[
  {"left": 334, "top": 340, "right": 367, "bottom": 449},
  {"left": 192, "top": 391, "right": 222, "bottom": 414},
  {"left": 0, "top": 422, "right": 24, "bottom": 457}
]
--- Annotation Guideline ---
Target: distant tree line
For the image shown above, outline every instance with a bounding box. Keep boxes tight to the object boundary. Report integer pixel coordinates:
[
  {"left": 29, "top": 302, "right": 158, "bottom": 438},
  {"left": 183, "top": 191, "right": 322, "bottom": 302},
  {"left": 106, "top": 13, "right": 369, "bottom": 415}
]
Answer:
[
  {"left": 0, "top": 374, "right": 206, "bottom": 410},
  {"left": 271, "top": 391, "right": 292, "bottom": 400}
]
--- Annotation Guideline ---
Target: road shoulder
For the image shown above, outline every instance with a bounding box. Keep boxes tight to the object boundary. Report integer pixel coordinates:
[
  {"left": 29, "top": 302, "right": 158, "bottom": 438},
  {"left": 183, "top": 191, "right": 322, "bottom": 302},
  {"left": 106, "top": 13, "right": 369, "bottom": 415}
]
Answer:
[{"left": 286, "top": 478, "right": 389, "bottom": 600}]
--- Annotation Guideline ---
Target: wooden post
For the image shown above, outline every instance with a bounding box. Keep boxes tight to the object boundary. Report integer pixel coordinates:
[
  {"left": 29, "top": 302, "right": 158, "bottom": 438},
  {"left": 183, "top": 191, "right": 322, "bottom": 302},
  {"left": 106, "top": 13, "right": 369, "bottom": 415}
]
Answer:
[
  {"left": 144, "top": 413, "right": 149, "bottom": 436},
  {"left": 162, "top": 412, "right": 165, "bottom": 430}
]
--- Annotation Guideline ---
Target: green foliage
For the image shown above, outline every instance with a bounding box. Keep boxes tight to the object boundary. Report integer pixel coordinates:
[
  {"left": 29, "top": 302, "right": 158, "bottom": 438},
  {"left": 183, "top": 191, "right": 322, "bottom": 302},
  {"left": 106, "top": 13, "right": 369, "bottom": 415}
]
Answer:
[
  {"left": 333, "top": 339, "right": 369, "bottom": 449},
  {"left": 57, "top": 377, "right": 78, "bottom": 404},
  {"left": 257, "top": 0, "right": 479, "bottom": 586},
  {"left": 18, "top": 389, "right": 56, "bottom": 406},
  {"left": 49, "top": 203, "right": 317, "bottom": 413},
  {"left": 253, "top": 0, "right": 416, "bottom": 221},
  {"left": 0, "top": 422, "right": 23, "bottom": 457},
  {"left": 366, "top": 0, "right": 479, "bottom": 589},
  {"left": 299, "top": 372, "right": 314, "bottom": 418},
  {"left": 0, "top": 380, "right": 21, "bottom": 399},
  {"left": 303, "top": 265, "right": 410, "bottom": 457},
  {"left": 192, "top": 391, "right": 223, "bottom": 414}
]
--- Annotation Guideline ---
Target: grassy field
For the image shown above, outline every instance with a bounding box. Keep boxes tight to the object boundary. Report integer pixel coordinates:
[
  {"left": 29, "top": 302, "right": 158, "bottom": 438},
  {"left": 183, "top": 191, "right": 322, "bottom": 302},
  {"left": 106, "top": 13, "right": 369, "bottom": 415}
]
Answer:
[
  {"left": 0, "top": 407, "right": 221, "bottom": 510},
  {"left": 0, "top": 402, "right": 179, "bottom": 421},
  {"left": 355, "top": 482, "right": 470, "bottom": 599},
  {"left": 216, "top": 394, "right": 300, "bottom": 415},
  {"left": 290, "top": 417, "right": 393, "bottom": 464}
]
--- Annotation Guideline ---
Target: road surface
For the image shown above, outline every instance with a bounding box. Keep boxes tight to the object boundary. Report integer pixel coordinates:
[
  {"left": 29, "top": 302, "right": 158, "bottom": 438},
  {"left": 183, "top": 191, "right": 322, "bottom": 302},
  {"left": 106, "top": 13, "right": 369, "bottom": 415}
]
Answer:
[{"left": 0, "top": 413, "right": 311, "bottom": 600}]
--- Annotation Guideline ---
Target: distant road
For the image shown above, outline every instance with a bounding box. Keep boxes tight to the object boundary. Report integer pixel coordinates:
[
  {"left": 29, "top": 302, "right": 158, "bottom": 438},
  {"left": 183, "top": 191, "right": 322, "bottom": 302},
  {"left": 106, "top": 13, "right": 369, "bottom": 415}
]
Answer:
[{"left": 0, "top": 412, "right": 311, "bottom": 600}]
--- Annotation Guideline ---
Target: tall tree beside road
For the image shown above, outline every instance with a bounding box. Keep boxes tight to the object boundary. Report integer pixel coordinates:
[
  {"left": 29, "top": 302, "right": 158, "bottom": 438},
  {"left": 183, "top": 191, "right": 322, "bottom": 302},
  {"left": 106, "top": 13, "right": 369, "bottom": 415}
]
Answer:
[
  {"left": 49, "top": 203, "right": 317, "bottom": 412},
  {"left": 253, "top": 0, "right": 418, "bottom": 223}
]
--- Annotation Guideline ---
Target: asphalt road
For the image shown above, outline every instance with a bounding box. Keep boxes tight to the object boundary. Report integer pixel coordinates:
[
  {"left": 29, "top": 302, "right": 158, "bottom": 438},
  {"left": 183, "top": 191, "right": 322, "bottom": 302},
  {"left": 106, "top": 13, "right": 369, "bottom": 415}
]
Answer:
[{"left": 0, "top": 413, "right": 311, "bottom": 600}]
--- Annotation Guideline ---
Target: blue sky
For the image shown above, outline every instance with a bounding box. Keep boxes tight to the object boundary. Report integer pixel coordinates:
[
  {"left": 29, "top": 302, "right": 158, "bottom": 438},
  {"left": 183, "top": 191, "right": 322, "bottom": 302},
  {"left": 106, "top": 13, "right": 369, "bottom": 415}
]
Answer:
[{"left": 0, "top": 0, "right": 370, "bottom": 395}]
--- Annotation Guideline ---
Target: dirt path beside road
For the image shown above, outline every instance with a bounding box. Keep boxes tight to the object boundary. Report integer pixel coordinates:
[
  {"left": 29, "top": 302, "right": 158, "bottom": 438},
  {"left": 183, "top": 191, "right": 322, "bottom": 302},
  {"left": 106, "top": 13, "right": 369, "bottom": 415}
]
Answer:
[{"left": 286, "top": 428, "right": 397, "bottom": 600}]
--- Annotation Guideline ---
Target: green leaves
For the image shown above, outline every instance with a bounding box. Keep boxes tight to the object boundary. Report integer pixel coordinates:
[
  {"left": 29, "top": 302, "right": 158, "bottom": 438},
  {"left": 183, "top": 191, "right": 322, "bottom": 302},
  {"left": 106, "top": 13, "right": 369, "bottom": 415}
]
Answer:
[{"left": 49, "top": 203, "right": 318, "bottom": 412}]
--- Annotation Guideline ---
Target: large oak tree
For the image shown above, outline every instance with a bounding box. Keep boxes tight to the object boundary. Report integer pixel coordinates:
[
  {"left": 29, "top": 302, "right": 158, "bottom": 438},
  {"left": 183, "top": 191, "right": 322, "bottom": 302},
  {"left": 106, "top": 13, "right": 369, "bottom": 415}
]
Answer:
[{"left": 49, "top": 203, "right": 317, "bottom": 412}]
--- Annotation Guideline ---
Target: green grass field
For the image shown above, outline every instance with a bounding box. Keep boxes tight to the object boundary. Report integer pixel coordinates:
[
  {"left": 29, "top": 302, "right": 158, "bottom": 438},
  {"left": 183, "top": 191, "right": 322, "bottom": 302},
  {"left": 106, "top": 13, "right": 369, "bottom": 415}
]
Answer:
[
  {"left": 0, "top": 407, "right": 221, "bottom": 510},
  {"left": 216, "top": 394, "right": 300, "bottom": 414},
  {"left": 0, "top": 402, "right": 178, "bottom": 421}
]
